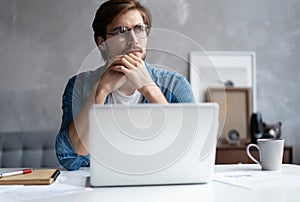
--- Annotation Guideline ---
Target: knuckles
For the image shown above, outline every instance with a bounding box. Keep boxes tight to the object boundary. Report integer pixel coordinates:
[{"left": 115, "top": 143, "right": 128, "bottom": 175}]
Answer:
[
  {"left": 112, "top": 54, "right": 144, "bottom": 69},
  {"left": 120, "top": 57, "right": 127, "bottom": 64}
]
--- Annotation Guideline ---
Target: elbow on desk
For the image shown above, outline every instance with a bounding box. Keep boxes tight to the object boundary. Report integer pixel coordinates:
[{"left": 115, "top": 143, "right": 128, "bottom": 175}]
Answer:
[
  {"left": 57, "top": 154, "right": 90, "bottom": 171},
  {"left": 55, "top": 131, "right": 90, "bottom": 171}
]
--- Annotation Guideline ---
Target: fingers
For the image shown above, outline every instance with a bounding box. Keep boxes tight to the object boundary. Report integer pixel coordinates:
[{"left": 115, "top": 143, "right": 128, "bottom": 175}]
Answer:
[
  {"left": 101, "top": 64, "right": 124, "bottom": 80},
  {"left": 110, "top": 53, "right": 143, "bottom": 70},
  {"left": 127, "top": 53, "right": 142, "bottom": 62},
  {"left": 125, "top": 53, "right": 144, "bottom": 68},
  {"left": 111, "top": 65, "right": 130, "bottom": 74},
  {"left": 104, "top": 55, "right": 124, "bottom": 72},
  {"left": 122, "top": 55, "right": 138, "bottom": 68}
]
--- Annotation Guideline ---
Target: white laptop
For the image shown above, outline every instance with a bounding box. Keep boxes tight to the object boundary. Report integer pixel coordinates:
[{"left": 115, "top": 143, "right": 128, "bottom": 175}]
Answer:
[{"left": 89, "top": 103, "right": 219, "bottom": 187}]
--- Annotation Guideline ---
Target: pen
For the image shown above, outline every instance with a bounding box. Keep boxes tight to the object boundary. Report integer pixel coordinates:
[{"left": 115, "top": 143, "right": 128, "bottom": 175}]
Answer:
[{"left": 0, "top": 169, "right": 33, "bottom": 178}]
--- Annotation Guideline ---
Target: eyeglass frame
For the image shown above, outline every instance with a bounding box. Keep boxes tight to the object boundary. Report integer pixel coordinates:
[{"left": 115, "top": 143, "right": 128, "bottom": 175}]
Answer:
[{"left": 105, "top": 23, "right": 151, "bottom": 42}]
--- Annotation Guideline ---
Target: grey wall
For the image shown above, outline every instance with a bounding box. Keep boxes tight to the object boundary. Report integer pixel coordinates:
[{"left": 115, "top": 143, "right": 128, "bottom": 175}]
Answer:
[{"left": 1, "top": 0, "right": 299, "bottom": 163}]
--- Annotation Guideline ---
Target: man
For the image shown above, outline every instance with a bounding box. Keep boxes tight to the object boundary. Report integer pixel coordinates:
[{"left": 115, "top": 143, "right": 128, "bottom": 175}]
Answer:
[{"left": 56, "top": 0, "right": 195, "bottom": 171}]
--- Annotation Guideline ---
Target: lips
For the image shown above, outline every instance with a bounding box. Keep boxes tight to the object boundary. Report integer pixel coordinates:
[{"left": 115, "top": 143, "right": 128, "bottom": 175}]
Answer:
[
  {"left": 125, "top": 45, "right": 142, "bottom": 53},
  {"left": 130, "top": 50, "right": 142, "bottom": 55}
]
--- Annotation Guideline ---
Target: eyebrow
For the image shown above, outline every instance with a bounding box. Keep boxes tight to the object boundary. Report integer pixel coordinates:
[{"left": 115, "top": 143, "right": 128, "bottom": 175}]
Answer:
[{"left": 111, "top": 23, "right": 145, "bottom": 31}]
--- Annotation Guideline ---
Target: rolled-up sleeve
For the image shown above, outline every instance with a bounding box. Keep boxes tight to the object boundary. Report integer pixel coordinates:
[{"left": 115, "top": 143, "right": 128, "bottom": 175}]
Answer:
[
  {"left": 55, "top": 76, "right": 90, "bottom": 170},
  {"left": 171, "top": 75, "right": 195, "bottom": 103},
  {"left": 145, "top": 63, "right": 195, "bottom": 104}
]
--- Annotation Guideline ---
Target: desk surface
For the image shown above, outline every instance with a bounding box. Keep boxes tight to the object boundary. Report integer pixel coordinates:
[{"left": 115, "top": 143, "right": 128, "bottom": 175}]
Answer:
[{"left": 2, "top": 164, "right": 300, "bottom": 202}]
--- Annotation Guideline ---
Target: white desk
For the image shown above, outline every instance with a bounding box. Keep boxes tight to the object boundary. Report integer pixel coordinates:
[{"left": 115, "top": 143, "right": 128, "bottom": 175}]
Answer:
[{"left": 2, "top": 164, "right": 300, "bottom": 202}]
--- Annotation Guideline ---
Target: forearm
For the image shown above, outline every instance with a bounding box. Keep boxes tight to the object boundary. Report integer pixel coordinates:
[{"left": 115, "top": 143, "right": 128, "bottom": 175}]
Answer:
[
  {"left": 139, "top": 84, "right": 168, "bottom": 104},
  {"left": 68, "top": 95, "right": 93, "bottom": 156},
  {"left": 95, "top": 88, "right": 109, "bottom": 104},
  {"left": 69, "top": 84, "right": 106, "bottom": 155}
]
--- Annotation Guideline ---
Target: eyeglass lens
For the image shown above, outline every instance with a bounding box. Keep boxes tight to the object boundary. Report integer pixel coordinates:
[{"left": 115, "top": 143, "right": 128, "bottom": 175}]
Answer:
[{"left": 112, "top": 24, "right": 149, "bottom": 42}]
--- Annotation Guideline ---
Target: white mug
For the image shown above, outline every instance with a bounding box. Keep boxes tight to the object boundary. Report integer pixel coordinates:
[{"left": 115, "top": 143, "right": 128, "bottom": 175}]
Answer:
[{"left": 246, "top": 139, "right": 284, "bottom": 170}]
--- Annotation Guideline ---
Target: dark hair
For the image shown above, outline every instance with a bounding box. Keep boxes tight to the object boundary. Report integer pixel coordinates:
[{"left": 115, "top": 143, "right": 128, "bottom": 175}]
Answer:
[{"left": 92, "top": 0, "right": 152, "bottom": 58}]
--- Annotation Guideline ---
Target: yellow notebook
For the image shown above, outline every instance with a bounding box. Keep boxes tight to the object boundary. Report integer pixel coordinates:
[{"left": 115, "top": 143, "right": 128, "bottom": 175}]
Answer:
[{"left": 0, "top": 169, "right": 60, "bottom": 185}]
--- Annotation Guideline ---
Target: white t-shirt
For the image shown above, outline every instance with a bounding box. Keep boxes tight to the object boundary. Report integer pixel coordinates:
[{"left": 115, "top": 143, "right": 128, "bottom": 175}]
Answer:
[{"left": 107, "top": 89, "right": 142, "bottom": 104}]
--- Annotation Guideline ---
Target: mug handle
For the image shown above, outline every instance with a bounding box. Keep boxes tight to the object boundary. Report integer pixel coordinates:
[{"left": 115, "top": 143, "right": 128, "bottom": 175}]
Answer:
[{"left": 246, "top": 144, "right": 261, "bottom": 165}]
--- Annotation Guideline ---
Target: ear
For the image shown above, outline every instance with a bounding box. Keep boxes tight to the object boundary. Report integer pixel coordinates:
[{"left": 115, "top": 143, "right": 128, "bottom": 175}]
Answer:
[{"left": 96, "top": 36, "right": 106, "bottom": 51}]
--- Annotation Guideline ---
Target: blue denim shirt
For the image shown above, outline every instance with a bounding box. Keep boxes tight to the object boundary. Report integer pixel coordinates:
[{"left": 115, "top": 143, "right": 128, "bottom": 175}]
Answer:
[{"left": 55, "top": 62, "right": 195, "bottom": 170}]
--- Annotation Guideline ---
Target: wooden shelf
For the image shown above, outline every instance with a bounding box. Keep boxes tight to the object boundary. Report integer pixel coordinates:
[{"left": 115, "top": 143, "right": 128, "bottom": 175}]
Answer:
[{"left": 216, "top": 144, "right": 293, "bottom": 164}]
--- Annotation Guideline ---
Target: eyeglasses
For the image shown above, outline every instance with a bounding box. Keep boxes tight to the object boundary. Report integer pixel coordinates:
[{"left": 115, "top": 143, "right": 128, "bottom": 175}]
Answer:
[{"left": 106, "top": 24, "right": 150, "bottom": 42}]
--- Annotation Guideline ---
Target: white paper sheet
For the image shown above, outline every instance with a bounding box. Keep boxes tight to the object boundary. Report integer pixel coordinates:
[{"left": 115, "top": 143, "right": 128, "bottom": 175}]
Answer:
[
  {"left": 214, "top": 170, "right": 300, "bottom": 189},
  {"left": 0, "top": 185, "right": 24, "bottom": 193},
  {"left": 0, "top": 183, "right": 91, "bottom": 202}
]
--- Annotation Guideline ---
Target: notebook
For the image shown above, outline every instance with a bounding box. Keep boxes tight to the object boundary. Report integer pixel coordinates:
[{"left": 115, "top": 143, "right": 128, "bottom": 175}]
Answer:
[
  {"left": 89, "top": 103, "right": 219, "bottom": 187},
  {"left": 0, "top": 169, "right": 60, "bottom": 185}
]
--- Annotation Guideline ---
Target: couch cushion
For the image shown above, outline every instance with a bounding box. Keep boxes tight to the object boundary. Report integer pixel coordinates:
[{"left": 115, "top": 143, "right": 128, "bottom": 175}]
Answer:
[{"left": 0, "top": 131, "right": 60, "bottom": 168}]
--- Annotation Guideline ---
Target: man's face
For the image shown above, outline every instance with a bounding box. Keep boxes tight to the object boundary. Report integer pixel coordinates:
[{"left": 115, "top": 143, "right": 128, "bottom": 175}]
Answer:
[{"left": 104, "top": 9, "right": 148, "bottom": 61}]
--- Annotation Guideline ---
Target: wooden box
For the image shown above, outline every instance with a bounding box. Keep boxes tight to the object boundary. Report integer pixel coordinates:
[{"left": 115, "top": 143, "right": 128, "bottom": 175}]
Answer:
[{"left": 206, "top": 87, "right": 253, "bottom": 145}]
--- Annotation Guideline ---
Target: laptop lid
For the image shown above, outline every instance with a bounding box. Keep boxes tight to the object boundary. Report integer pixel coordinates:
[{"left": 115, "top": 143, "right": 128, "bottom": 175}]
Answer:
[{"left": 89, "top": 103, "right": 219, "bottom": 187}]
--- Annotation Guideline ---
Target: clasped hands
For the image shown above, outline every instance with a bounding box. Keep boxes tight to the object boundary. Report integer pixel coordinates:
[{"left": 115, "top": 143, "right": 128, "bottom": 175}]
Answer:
[{"left": 95, "top": 53, "right": 155, "bottom": 103}]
